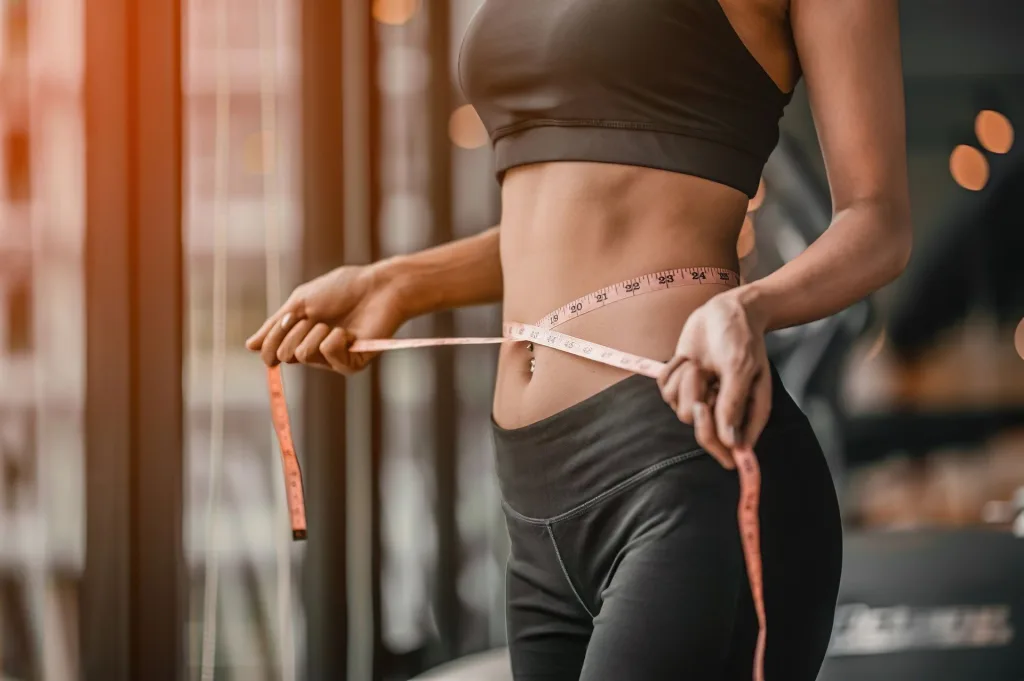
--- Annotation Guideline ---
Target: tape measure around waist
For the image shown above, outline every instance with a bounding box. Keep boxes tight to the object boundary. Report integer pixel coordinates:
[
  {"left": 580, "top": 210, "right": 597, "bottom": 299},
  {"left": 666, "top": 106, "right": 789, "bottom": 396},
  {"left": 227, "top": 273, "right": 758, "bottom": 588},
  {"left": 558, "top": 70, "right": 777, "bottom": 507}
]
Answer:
[
  {"left": 351, "top": 267, "right": 740, "bottom": 376},
  {"left": 266, "top": 265, "right": 766, "bottom": 681}
]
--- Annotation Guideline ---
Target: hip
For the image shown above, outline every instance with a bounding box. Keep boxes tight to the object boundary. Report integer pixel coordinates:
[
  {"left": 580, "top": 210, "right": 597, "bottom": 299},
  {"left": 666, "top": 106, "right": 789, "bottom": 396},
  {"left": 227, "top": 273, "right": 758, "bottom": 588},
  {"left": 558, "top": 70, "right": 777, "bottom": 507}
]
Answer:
[{"left": 491, "top": 361, "right": 833, "bottom": 524}]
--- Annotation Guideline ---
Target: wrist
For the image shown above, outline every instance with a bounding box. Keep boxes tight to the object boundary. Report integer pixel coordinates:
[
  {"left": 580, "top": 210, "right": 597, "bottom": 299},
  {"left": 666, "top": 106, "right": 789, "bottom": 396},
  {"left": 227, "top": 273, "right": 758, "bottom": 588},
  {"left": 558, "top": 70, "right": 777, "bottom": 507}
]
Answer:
[
  {"left": 731, "top": 281, "right": 773, "bottom": 334},
  {"left": 367, "top": 254, "right": 437, "bottom": 321}
]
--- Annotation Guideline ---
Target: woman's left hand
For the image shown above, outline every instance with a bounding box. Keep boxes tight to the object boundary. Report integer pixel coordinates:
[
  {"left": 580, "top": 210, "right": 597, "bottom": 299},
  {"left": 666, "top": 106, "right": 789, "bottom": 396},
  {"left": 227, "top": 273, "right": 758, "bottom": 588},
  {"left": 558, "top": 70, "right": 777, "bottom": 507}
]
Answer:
[{"left": 657, "top": 289, "right": 771, "bottom": 469}]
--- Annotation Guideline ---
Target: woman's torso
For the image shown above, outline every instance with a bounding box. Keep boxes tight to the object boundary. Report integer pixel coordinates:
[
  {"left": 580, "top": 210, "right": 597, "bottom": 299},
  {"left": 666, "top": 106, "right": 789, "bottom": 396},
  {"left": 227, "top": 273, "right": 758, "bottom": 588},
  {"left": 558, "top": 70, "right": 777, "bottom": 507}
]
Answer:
[{"left": 482, "top": 0, "right": 800, "bottom": 429}]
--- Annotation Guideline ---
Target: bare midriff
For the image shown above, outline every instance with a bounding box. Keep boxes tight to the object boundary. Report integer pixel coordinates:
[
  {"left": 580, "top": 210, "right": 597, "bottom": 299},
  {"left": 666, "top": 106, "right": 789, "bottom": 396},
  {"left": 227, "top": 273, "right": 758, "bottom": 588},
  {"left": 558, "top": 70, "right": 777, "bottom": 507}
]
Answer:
[{"left": 493, "top": 161, "right": 752, "bottom": 430}]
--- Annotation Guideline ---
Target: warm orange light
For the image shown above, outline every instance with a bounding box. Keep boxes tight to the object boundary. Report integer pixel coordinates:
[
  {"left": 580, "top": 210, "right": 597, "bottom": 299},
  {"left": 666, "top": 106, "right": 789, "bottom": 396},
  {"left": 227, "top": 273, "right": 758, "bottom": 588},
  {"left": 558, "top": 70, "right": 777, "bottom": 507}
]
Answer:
[
  {"left": 949, "top": 145, "right": 989, "bottom": 191},
  {"left": 373, "top": 0, "right": 420, "bottom": 26},
  {"left": 747, "top": 177, "right": 765, "bottom": 213},
  {"left": 243, "top": 131, "right": 274, "bottom": 175},
  {"left": 448, "top": 105, "right": 488, "bottom": 150},
  {"left": 1015, "top": 318, "right": 1024, "bottom": 362},
  {"left": 736, "top": 215, "right": 755, "bottom": 259},
  {"left": 975, "top": 110, "right": 1014, "bottom": 154}
]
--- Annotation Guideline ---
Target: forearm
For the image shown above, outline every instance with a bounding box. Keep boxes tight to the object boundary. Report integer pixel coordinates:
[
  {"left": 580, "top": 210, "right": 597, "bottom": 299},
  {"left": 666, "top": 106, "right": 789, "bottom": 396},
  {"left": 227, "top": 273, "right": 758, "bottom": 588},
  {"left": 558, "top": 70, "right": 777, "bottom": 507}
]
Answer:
[
  {"left": 737, "top": 199, "right": 912, "bottom": 332},
  {"left": 373, "top": 225, "right": 503, "bottom": 320}
]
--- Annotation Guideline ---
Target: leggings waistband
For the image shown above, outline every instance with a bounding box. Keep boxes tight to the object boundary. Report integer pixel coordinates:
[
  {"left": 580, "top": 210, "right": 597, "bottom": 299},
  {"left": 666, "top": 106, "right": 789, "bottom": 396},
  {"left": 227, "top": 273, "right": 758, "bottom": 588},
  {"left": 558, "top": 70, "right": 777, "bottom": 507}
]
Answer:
[{"left": 490, "top": 363, "right": 799, "bottom": 521}]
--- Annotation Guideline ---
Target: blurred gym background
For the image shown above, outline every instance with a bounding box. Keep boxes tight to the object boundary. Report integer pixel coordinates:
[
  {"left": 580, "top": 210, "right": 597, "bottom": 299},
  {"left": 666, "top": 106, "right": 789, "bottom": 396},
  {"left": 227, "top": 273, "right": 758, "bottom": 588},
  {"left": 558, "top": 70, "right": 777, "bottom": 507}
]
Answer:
[{"left": 0, "top": 0, "right": 1022, "bottom": 680}]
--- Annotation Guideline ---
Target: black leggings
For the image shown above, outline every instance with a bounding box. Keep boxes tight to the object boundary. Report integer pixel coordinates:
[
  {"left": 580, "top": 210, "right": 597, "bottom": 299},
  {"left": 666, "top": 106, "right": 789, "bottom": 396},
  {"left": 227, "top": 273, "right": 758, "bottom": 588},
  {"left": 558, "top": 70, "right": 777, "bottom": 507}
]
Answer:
[{"left": 491, "top": 364, "right": 843, "bottom": 681}]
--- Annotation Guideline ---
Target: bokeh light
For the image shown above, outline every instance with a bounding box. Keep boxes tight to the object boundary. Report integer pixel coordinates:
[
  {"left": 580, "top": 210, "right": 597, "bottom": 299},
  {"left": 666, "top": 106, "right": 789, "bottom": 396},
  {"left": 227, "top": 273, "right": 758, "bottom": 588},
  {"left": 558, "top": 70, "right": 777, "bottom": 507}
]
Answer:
[
  {"left": 747, "top": 177, "right": 765, "bottom": 213},
  {"left": 1015, "top": 318, "right": 1024, "bottom": 362},
  {"left": 949, "top": 145, "right": 989, "bottom": 191},
  {"left": 975, "top": 110, "right": 1014, "bottom": 154},
  {"left": 372, "top": 0, "right": 419, "bottom": 26},
  {"left": 448, "top": 104, "right": 488, "bottom": 150},
  {"left": 736, "top": 215, "right": 755, "bottom": 259}
]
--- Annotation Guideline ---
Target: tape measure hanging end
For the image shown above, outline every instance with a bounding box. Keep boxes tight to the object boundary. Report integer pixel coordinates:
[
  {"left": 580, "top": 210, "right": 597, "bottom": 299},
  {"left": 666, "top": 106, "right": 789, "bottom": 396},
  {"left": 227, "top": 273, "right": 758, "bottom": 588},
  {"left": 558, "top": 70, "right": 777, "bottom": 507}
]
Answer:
[
  {"left": 734, "top": 445, "right": 765, "bottom": 681},
  {"left": 267, "top": 365, "right": 309, "bottom": 541}
]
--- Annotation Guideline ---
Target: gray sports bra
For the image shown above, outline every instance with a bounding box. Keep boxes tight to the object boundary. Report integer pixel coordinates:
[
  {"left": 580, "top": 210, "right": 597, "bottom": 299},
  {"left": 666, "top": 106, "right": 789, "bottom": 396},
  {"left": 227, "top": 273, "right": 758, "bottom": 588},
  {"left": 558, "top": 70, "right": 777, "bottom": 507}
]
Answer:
[{"left": 458, "top": 0, "right": 795, "bottom": 198}]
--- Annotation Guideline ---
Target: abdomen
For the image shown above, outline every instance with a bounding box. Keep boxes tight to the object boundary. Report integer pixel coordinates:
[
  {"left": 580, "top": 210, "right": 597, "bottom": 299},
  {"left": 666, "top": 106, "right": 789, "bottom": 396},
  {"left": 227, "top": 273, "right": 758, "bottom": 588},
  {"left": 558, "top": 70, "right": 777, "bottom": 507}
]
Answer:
[{"left": 493, "top": 161, "right": 750, "bottom": 429}]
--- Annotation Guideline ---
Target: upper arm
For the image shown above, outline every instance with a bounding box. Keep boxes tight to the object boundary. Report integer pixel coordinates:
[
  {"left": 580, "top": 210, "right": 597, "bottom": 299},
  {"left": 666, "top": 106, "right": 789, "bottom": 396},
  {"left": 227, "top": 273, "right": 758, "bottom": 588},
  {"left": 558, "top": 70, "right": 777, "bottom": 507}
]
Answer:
[{"left": 790, "top": 0, "right": 911, "bottom": 224}]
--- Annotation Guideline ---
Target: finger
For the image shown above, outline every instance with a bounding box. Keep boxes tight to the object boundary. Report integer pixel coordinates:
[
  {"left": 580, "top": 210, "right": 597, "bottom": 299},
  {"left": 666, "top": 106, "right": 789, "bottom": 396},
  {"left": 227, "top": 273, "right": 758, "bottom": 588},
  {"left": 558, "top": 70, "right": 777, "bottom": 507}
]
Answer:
[
  {"left": 674, "top": 362, "right": 710, "bottom": 426},
  {"left": 736, "top": 364, "right": 772, "bottom": 447},
  {"left": 657, "top": 354, "right": 689, "bottom": 391},
  {"left": 246, "top": 297, "right": 306, "bottom": 351},
  {"left": 693, "top": 402, "right": 735, "bottom": 469},
  {"left": 318, "top": 327, "right": 352, "bottom": 373},
  {"left": 246, "top": 311, "right": 280, "bottom": 351},
  {"left": 276, "top": 319, "right": 315, "bottom": 364},
  {"left": 715, "top": 355, "right": 758, "bottom": 448},
  {"left": 319, "top": 327, "right": 375, "bottom": 375},
  {"left": 658, "top": 364, "right": 685, "bottom": 411},
  {"left": 259, "top": 314, "right": 295, "bottom": 367},
  {"left": 295, "top": 323, "right": 332, "bottom": 367}
]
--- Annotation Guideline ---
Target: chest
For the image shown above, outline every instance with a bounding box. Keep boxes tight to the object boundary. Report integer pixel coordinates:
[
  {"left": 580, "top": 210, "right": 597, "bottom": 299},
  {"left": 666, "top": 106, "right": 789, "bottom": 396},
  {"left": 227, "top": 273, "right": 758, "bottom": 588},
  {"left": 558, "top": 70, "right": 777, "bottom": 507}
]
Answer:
[
  {"left": 460, "top": 0, "right": 793, "bottom": 96},
  {"left": 461, "top": 0, "right": 694, "bottom": 80}
]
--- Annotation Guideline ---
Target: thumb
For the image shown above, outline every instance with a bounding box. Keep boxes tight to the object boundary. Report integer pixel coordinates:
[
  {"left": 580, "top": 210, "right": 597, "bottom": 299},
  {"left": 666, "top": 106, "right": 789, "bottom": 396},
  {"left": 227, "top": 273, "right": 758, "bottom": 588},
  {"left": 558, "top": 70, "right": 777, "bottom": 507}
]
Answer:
[{"left": 319, "top": 327, "right": 364, "bottom": 375}]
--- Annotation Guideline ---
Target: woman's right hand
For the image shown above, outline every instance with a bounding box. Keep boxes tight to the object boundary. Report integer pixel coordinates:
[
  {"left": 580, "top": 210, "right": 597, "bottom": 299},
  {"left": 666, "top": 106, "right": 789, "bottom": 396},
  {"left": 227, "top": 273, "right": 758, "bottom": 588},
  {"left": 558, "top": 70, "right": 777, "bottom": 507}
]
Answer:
[{"left": 245, "top": 263, "right": 407, "bottom": 375}]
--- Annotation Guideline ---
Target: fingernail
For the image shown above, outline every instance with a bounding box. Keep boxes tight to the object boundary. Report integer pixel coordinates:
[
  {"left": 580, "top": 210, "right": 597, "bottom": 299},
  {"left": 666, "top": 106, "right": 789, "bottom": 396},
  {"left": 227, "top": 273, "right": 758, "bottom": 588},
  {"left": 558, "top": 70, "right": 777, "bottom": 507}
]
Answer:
[
  {"left": 728, "top": 426, "right": 741, "bottom": 447},
  {"left": 281, "top": 313, "right": 292, "bottom": 329},
  {"left": 692, "top": 403, "right": 703, "bottom": 423}
]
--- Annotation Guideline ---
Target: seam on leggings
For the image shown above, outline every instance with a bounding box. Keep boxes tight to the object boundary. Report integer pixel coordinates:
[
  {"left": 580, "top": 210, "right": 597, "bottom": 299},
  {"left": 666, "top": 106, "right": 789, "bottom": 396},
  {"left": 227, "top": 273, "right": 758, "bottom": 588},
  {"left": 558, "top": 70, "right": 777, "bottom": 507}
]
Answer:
[
  {"left": 546, "top": 524, "right": 596, "bottom": 619},
  {"left": 504, "top": 553, "right": 511, "bottom": 649},
  {"left": 502, "top": 447, "right": 705, "bottom": 525}
]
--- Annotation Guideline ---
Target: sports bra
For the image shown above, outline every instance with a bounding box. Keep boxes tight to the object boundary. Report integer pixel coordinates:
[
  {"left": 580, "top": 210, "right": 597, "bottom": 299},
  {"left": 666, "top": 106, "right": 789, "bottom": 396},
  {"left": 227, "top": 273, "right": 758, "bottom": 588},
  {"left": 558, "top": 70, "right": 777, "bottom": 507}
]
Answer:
[{"left": 458, "top": 0, "right": 796, "bottom": 199}]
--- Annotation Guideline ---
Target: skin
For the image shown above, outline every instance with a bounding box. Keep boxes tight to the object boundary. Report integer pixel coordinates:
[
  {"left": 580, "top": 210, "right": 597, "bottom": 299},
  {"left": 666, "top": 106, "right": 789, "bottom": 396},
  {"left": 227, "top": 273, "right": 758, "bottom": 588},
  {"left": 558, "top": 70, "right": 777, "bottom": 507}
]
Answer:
[{"left": 247, "top": 0, "right": 912, "bottom": 469}]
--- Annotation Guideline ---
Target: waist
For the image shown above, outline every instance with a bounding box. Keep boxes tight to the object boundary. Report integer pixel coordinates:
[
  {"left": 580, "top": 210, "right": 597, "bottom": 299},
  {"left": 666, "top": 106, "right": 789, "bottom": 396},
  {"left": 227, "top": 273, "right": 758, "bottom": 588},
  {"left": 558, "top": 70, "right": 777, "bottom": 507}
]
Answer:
[
  {"left": 493, "top": 162, "right": 749, "bottom": 429},
  {"left": 498, "top": 162, "right": 748, "bottom": 326},
  {"left": 494, "top": 275, "right": 739, "bottom": 431}
]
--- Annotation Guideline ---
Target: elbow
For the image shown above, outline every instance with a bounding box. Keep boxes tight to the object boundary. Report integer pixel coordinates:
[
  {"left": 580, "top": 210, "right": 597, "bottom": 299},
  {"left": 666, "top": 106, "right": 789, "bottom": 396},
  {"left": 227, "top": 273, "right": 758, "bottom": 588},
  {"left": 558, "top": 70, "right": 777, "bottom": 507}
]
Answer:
[{"left": 847, "top": 197, "right": 913, "bottom": 285}]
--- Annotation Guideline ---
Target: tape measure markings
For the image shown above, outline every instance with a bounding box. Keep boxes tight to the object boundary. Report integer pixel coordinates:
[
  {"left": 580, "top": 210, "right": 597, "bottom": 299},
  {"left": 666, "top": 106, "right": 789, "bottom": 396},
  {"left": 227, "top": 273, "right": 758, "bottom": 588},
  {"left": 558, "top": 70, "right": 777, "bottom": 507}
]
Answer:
[
  {"left": 267, "top": 365, "right": 308, "bottom": 540},
  {"left": 535, "top": 267, "right": 739, "bottom": 330},
  {"left": 502, "top": 323, "right": 666, "bottom": 378},
  {"left": 265, "top": 264, "right": 766, "bottom": 681}
]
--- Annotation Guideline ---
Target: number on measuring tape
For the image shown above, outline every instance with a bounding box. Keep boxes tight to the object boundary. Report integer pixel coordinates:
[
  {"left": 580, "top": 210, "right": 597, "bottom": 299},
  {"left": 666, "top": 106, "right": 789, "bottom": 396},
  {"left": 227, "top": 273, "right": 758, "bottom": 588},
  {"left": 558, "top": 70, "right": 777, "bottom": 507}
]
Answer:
[
  {"left": 625, "top": 281, "right": 640, "bottom": 292},
  {"left": 595, "top": 292, "right": 608, "bottom": 302},
  {"left": 658, "top": 274, "right": 675, "bottom": 284}
]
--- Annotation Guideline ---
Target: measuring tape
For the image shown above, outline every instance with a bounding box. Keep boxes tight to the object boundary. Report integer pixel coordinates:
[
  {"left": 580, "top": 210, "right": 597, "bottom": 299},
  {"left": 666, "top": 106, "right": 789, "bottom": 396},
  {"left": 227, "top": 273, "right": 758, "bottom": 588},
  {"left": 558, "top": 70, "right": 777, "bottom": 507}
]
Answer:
[
  {"left": 267, "top": 365, "right": 308, "bottom": 540},
  {"left": 265, "top": 265, "right": 766, "bottom": 681}
]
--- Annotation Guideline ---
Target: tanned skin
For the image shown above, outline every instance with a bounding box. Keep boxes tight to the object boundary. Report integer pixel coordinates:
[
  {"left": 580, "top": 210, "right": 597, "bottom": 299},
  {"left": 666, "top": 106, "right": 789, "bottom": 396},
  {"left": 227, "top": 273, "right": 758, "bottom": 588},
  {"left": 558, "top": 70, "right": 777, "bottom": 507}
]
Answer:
[{"left": 247, "top": 0, "right": 911, "bottom": 466}]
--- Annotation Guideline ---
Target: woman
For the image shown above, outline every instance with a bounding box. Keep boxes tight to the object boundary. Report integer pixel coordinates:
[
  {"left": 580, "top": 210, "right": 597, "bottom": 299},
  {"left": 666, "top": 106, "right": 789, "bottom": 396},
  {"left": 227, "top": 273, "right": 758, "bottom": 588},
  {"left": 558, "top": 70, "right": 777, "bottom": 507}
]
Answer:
[{"left": 247, "top": 0, "right": 911, "bottom": 678}]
